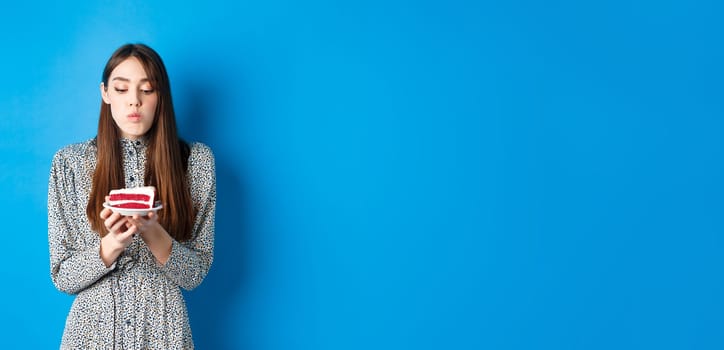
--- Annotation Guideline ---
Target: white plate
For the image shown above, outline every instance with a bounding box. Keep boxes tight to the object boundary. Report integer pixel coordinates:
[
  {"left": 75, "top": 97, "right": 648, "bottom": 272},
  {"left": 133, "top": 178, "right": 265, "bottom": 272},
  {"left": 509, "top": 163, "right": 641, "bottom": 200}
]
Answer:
[{"left": 103, "top": 202, "right": 163, "bottom": 216}]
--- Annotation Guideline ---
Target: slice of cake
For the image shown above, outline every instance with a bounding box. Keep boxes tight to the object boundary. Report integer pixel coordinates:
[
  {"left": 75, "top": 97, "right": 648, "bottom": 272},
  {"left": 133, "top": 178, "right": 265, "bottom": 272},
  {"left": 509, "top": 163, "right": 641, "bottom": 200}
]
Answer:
[{"left": 108, "top": 186, "right": 157, "bottom": 209}]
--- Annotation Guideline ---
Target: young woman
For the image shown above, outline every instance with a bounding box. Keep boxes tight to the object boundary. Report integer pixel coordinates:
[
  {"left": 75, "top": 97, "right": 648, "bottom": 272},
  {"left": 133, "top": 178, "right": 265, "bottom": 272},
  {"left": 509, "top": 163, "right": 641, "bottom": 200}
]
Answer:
[{"left": 48, "top": 43, "right": 216, "bottom": 349}]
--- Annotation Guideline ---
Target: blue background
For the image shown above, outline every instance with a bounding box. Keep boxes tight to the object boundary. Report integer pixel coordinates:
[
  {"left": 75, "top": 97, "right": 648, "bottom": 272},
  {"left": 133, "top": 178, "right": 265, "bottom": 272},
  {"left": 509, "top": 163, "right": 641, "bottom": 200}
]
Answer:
[{"left": 1, "top": 0, "right": 723, "bottom": 349}]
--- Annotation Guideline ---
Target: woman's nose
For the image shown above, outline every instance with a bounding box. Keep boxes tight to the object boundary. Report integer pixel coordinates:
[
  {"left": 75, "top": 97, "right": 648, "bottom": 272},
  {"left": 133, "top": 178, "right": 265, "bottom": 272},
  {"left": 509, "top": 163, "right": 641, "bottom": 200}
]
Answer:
[{"left": 129, "top": 91, "right": 141, "bottom": 107}]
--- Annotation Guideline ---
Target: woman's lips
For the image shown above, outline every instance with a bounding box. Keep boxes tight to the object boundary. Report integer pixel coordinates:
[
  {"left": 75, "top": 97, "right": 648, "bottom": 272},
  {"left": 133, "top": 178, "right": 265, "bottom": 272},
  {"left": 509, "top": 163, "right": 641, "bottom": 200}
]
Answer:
[{"left": 127, "top": 113, "right": 142, "bottom": 120}]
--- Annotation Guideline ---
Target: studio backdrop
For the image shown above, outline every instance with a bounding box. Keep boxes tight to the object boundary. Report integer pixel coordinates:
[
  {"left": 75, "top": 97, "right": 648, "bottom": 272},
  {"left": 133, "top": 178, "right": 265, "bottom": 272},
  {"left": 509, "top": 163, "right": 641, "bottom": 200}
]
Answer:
[{"left": 1, "top": 1, "right": 723, "bottom": 349}]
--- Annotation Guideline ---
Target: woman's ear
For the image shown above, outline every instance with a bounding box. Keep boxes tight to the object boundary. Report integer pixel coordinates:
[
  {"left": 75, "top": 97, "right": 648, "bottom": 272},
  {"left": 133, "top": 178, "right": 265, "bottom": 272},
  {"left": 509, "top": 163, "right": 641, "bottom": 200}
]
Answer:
[{"left": 100, "top": 82, "right": 110, "bottom": 104}]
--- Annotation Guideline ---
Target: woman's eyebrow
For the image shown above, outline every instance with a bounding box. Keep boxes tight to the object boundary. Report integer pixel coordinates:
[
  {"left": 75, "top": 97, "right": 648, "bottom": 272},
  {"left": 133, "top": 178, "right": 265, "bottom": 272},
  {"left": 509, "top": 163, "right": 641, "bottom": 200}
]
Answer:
[{"left": 111, "top": 77, "right": 150, "bottom": 82}]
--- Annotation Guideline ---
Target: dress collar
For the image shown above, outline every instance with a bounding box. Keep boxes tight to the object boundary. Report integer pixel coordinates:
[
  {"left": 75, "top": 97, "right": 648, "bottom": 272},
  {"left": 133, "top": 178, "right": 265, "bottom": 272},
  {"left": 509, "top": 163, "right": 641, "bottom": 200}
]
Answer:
[{"left": 120, "top": 135, "right": 150, "bottom": 148}]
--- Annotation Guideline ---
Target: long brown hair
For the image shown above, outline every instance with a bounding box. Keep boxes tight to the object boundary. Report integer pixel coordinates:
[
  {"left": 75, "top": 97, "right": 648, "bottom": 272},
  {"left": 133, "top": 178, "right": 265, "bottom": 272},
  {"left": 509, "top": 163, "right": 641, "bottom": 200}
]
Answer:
[{"left": 87, "top": 43, "right": 195, "bottom": 241}]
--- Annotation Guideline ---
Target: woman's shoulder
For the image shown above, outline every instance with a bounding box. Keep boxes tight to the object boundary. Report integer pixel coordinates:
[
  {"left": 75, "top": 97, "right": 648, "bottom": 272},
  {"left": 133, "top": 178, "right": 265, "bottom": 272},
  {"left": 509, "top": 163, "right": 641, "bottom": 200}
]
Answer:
[
  {"left": 52, "top": 138, "right": 97, "bottom": 164},
  {"left": 185, "top": 142, "right": 215, "bottom": 189},
  {"left": 187, "top": 141, "right": 215, "bottom": 163}
]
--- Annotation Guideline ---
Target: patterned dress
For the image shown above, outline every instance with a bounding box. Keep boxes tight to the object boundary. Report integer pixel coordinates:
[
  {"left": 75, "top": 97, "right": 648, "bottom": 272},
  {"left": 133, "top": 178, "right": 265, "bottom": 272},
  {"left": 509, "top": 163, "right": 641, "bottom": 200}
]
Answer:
[{"left": 48, "top": 137, "right": 216, "bottom": 349}]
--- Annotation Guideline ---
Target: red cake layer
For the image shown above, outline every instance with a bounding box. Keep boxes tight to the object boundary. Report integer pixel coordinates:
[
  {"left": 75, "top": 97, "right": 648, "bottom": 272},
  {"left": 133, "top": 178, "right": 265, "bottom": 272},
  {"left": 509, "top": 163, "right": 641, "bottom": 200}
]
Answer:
[
  {"left": 109, "top": 193, "right": 152, "bottom": 202},
  {"left": 113, "top": 202, "right": 152, "bottom": 209}
]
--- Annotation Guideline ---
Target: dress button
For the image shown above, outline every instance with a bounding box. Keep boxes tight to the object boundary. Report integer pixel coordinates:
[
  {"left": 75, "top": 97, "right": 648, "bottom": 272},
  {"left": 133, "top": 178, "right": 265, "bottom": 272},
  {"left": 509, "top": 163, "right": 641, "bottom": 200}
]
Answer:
[
  {"left": 136, "top": 140, "right": 141, "bottom": 145},
  {"left": 126, "top": 320, "right": 131, "bottom": 326},
  {"left": 129, "top": 176, "right": 134, "bottom": 182}
]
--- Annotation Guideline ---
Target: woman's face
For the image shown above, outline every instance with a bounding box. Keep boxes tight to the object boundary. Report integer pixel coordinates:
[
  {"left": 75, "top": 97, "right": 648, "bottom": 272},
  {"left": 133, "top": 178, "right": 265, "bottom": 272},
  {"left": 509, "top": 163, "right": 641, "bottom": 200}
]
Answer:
[{"left": 101, "top": 57, "right": 158, "bottom": 140}]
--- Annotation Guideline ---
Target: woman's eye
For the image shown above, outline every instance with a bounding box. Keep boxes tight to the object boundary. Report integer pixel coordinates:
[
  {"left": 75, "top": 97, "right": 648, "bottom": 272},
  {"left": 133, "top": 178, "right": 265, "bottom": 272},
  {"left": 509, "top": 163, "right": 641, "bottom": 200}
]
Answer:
[
  {"left": 142, "top": 89, "right": 155, "bottom": 94},
  {"left": 114, "top": 88, "right": 128, "bottom": 93}
]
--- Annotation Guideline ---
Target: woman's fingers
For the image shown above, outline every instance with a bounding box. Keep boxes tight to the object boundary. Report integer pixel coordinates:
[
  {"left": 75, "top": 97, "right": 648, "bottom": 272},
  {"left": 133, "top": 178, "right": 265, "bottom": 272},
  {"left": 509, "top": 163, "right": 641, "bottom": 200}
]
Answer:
[
  {"left": 104, "top": 211, "right": 158, "bottom": 241},
  {"left": 129, "top": 214, "right": 150, "bottom": 228},
  {"left": 118, "top": 223, "right": 137, "bottom": 241},
  {"left": 104, "top": 212, "right": 122, "bottom": 230},
  {"left": 110, "top": 216, "right": 129, "bottom": 234},
  {"left": 99, "top": 197, "right": 138, "bottom": 247},
  {"left": 126, "top": 215, "right": 140, "bottom": 228},
  {"left": 127, "top": 213, "right": 160, "bottom": 235},
  {"left": 100, "top": 207, "right": 113, "bottom": 220},
  {"left": 107, "top": 218, "right": 136, "bottom": 244},
  {"left": 100, "top": 196, "right": 114, "bottom": 219}
]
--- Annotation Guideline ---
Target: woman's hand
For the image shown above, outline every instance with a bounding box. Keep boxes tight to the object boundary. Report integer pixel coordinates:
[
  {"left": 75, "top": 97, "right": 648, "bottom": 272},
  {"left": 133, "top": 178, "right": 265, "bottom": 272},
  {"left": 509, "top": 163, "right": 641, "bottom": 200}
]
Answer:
[
  {"left": 127, "top": 212, "right": 162, "bottom": 238},
  {"left": 128, "top": 212, "right": 173, "bottom": 265},
  {"left": 99, "top": 206, "right": 137, "bottom": 267}
]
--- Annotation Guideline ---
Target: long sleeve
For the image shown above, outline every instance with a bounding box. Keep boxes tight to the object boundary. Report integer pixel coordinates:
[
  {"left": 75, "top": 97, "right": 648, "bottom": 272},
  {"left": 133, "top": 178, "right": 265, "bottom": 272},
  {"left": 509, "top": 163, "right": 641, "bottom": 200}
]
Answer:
[
  {"left": 159, "top": 143, "right": 216, "bottom": 290},
  {"left": 48, "top": 150, "right": 115, "bottom": 295}
]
